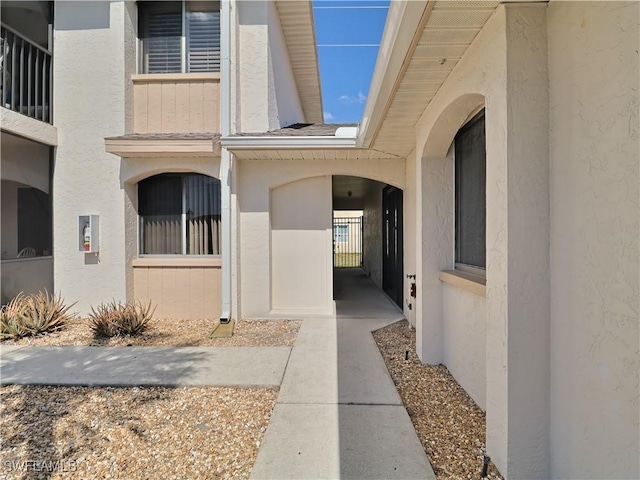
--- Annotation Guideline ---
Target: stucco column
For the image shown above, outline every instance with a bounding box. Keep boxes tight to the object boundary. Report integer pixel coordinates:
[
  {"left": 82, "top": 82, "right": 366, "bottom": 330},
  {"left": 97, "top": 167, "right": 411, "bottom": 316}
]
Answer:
[
  {"left": 53, "top": 1, "right": 136, "bottom": 314},
  {"left": 416, "top": 152, "right": 453, "bottom": 364},
  {"left": 485, "top": 4, "right": 550, "bottom": 478}
]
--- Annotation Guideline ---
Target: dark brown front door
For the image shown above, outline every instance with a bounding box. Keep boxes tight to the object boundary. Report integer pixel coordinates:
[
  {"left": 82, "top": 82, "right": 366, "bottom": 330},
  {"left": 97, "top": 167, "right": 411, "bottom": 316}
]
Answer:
[{"left": 382, "top": 186, "right": 403, "bottom": 308}]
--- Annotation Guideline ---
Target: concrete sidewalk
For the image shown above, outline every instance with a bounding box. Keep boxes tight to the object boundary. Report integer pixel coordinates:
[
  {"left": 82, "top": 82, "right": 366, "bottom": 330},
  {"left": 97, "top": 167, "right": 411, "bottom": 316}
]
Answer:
[
  {"left": 1, "top": 269, "right": 435, "bottom": 479},
  {"left": 250, "top": 269, "right": 436, "bottom": 479},
  {"left": 0, "top": 346, "right": 291, "bottom": 388}
]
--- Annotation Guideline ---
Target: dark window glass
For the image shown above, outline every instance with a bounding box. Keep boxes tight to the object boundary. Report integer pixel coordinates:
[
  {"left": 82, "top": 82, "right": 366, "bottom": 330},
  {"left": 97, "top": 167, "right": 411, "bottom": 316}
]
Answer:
[
  {"left": 139, "top": 173, "right": 221, "bottom": 255},
  {"left": 17, "top": 187, "right": 51, "bottom": 256},
  {"left": 455, "top": 110, "right": 486, "bottom": 269}
]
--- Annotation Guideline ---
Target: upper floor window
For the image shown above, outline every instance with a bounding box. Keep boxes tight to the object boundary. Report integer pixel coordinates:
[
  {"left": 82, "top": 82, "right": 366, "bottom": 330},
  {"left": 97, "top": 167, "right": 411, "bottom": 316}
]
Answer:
[
  {"left": 138, "top": 1, "right": 220, "bottom": 74},
  {"left": 139, "top": 173, "right": 221, "bottom": 255},
  {"left": 455, "top": 109, "right": 486, "bottom": 271}
]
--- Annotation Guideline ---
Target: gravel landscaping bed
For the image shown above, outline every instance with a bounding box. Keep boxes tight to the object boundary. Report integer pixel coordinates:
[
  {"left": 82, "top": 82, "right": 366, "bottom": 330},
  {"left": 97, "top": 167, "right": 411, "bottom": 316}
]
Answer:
[
  {"left": 1, "top": 319, "right": 301, "bottom": 348},
  {"left": 373, "top": 320, "right": 503, "bottom": 480},
  {"left": 0, "top": 385, "right": 277, "bottom": 479}
]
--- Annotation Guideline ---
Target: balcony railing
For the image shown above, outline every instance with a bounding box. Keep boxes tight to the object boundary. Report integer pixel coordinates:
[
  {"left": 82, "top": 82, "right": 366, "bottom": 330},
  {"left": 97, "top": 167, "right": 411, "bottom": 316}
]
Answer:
[{"left": 1, "top": 23, "right": 52, "bottom": 124}]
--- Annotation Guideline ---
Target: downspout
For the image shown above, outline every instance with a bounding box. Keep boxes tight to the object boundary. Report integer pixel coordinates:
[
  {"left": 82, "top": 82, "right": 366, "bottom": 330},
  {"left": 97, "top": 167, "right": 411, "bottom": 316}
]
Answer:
[{"left": 219, "top": 0, "right": 232, "bottom": 323}]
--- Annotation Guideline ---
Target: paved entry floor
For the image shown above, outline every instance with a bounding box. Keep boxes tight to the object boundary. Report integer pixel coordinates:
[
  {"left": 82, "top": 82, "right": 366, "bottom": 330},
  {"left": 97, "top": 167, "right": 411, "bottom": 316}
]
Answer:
[{"left": 250, "top": 269, "right": 435, "bottom": 479}]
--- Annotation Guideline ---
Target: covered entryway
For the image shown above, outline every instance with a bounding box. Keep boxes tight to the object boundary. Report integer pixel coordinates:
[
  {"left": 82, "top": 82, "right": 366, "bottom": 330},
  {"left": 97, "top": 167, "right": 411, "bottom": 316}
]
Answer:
[{"left": 332, "top": 175, "right": 404, "bottom": 308}]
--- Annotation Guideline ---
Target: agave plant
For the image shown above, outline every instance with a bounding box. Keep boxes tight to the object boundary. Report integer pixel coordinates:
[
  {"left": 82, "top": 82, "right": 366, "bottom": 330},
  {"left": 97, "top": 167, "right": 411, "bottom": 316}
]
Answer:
[
  {"left": 118, "top": 300, "right": 155, "bottom": 336},
  {"left": 88, "top": 300, "right": 155, "bottom": 338},
  {"left": 21, "top": 291, "right": 77, "bottom": 335},
  {"left": 0, "top": 293, "right": 29, "bottom": 340}
]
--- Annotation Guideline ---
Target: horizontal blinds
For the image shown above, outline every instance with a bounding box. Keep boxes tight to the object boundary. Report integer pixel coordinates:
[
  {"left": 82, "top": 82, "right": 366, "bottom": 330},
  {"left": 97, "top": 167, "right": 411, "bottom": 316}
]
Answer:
[
  {"left": 187, "top": 11, "right": 220, "bottom": 72},
  {"left": 146, "top": 11, "right": 182, "bottom": 73}
]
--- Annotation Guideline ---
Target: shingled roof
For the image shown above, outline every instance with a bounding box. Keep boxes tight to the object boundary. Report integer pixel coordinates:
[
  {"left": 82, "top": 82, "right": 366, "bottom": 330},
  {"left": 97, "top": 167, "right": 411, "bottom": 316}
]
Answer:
[{"left": 233, "top": 123, "right": 358, "bottom": 137}]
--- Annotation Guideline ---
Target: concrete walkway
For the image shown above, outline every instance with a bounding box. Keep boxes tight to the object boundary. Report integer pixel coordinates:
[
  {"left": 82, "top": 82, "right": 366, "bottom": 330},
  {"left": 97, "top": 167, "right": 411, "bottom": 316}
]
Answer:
[
  {"left": 0, "top": 269, "right": 435, "bottom": 479},
  {"left": 250, "top": 269, "right": 435, "bottom": 479},
  {"left": 0, "top": 346, "right": 290, "bottom": 388}
]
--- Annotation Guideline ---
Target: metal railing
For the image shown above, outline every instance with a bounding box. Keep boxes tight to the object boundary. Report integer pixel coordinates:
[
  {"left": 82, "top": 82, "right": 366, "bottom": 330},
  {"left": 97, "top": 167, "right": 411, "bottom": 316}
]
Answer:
[
  {"left": 333, "top": 216, "right": 363, "bottom": 268},
  {"left": 1, "top": 23, "right": 52, "bottom": 123}
]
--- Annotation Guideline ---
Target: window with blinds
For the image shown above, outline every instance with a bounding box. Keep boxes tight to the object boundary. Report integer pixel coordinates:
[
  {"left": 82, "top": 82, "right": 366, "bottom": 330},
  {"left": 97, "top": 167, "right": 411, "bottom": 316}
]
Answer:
[
  {"left": 139, "top": 173, "right": 221, "bottom": 256},
  {"left": 139, "top": 1, "right": 221, "bottom": 74}
]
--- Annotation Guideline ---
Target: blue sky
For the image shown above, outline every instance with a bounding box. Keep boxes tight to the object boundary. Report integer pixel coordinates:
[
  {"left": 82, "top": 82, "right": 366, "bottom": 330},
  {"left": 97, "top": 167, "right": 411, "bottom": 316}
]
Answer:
[{"left": 312, "top": 0, "right": 390, "bottom": 124}]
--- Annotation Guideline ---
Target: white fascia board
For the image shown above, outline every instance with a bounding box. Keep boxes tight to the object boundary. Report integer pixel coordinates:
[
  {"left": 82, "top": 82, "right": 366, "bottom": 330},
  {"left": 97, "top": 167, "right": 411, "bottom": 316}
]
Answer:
[
  {"left": 221, "top": 136, "right": 357, "bottom": 150},
  {"left": 358, "top": 0, "right": 429, "bottom": 148}
]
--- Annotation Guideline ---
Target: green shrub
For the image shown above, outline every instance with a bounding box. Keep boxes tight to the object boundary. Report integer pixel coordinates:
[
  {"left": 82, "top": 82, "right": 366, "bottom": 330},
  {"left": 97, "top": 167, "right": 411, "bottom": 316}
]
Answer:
[
  {"left": 88, "top": 300, "right": 155, "bottom": 338},
  {"left": 0, "top": 291, "right": 76, "bottom": 340}
]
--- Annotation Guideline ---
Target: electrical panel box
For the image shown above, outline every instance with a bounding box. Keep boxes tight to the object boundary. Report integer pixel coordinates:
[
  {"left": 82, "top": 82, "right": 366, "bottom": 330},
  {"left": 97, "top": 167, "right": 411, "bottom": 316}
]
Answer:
[{"left": 78, "top": 215, "right": 99, "bottom": 253}]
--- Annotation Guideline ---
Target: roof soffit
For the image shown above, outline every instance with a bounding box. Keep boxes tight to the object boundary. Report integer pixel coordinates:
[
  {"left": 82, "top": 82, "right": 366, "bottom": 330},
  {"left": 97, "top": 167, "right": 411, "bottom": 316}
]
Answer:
[
  {"left": 362, "top": 1, "right": 500, "bottom": 158},
  {"left": 275, "top": 0, "right": 324, "bottom": 124}
]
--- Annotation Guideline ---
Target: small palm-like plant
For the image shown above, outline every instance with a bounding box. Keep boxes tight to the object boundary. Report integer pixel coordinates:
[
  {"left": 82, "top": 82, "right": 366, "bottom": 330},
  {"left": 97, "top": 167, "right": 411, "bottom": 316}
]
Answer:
[
  {"left": 21, "top": 291, "right": 77, "bottom": 335},
  {"left": 88, "top": 300, "right": 155, "bottom": 338}
]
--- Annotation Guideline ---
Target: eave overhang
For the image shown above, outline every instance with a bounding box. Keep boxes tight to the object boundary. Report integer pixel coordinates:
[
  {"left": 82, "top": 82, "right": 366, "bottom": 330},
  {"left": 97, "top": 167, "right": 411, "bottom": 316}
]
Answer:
[{"left": 105, "top": 135, "right": 221, "bottom": 158}]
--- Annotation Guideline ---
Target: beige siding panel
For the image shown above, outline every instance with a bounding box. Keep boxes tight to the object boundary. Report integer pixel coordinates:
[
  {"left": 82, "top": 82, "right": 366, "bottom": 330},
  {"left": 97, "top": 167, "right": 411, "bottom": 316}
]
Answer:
[
  {"left": 147, "top": 268, "right": 164, "bottom": 318},
  {"left": 146, "top": 82, "right": 163, "bottom": 132},
  {"left": 133, "top": 265, "right": 221, "bottom": 319},
  {"left": 189, "top": 82, "right": 205, "bottom": 132},
  {"left": 134, "top": 267, "right": 150, "bottom": 304},
  {"left": 175, "top": 267, "right": 191, "bottom": 317},
  {"left": 134, "top": 83, "right": 149, "bottom": 133},
  {"left": 132, "top": 74, "right": 220, "bottom": 134},
  {"left": 174, "top": 81, "right": 191, "bottom": 132},
  {"left": 202, "top": 82, "right": 218, "bottom": 132},
  {"left": 161, "top": 81, "right": 177, "bottom": 133},
  {"left": 189, "top": 267, "right": 206, "bottom": 318},
  {"left": 203, "top": 266, "right": 220, "bottom": 318},
  {"left": 162, "top": 268, "right": 177, "bottom": 318}
]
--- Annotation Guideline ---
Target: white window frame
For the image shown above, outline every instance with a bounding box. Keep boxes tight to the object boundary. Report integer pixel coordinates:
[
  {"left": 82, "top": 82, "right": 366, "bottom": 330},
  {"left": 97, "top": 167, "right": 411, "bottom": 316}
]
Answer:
[{"left": 138, "top": 0, "right": 221, "bottom": 74}]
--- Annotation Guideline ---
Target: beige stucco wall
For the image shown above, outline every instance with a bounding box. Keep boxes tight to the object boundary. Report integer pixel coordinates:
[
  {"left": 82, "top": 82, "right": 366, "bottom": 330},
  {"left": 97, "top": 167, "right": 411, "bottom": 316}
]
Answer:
[
  {"left": 412, "top": 2, "right": 639, "bottom": 478},
  {"left": 414, "top": 4, "right": 550, "bottom": 477},
  {"left": 236, "top": 0, "right": 304, "bottom": 132},
  {"left": 271, "top": 176, "right": 333, "bottom": 315},
  {"left": 238, "top": 157, "right": 403, "bottom": 318},
  {"left": 442, "top": 283, "right": 486, "bottom": 411},
  {"left": 52, "top": 0, "right": 136, "bottom": 314},
  {"left": 547, "top": 2, "right": 640, "bottom": 478}
]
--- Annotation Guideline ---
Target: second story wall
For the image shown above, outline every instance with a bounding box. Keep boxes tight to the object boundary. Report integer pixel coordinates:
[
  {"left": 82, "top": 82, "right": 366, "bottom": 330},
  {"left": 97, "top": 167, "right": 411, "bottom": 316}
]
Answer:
[
  {"left": 235, "top": 0, "right": 304, "bottom": 133},
  {"left": 52, "top": 0, "right": 137, "bottom": 312}
]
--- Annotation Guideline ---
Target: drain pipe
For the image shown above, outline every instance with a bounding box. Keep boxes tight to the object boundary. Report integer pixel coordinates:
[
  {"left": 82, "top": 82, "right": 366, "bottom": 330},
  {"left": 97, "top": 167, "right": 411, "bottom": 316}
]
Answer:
[{"left": 219, "top": 0, "right": 232, "bottom": 323}]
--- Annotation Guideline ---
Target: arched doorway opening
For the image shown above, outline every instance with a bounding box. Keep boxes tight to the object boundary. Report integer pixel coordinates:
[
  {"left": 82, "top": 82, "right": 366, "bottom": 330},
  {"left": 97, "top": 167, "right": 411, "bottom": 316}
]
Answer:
[{"left": 332, "top": 175, "right": 403, "bottom": 308}]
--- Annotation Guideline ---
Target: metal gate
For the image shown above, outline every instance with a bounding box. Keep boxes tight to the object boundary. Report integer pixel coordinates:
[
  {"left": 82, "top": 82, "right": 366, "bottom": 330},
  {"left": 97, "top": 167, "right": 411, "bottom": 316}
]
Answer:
[{"left": 333, "top": 216, "right": 363, "bottom": 268}]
